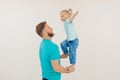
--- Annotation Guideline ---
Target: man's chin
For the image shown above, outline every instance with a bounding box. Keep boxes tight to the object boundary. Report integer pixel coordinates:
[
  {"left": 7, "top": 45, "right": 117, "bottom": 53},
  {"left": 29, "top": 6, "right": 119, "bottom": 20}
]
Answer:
[{"left": 48, "top": 33, "right": 55, "bottom": 37}]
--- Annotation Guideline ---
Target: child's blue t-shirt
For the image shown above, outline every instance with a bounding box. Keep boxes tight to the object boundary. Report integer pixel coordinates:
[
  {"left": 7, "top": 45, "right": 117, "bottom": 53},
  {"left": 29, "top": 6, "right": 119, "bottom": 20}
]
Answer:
[
  {"left": 64, "top": 18, "right": 77, "bottom": 41},
  {"left": 39, "top": 39, "right": 61, "bottom": 80}
]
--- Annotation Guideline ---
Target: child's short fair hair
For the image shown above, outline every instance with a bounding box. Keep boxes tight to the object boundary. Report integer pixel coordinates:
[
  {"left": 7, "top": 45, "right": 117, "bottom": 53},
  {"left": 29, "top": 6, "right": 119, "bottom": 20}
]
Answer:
[{"left": 61, "top": 8, "right": 73, "bottom": 15}]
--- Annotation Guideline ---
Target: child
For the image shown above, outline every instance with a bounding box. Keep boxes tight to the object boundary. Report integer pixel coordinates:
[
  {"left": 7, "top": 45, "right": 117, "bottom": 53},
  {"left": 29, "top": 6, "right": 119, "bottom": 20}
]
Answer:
[{"left": 60, "top": 8, "right": 79, "bottom": 68}]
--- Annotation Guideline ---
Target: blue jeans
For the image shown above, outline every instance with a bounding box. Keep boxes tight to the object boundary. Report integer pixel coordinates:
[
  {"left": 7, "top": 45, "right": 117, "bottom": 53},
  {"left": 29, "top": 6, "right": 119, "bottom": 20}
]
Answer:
[{"left": 60, "top": 38, "right": 79, "bottom": 64}]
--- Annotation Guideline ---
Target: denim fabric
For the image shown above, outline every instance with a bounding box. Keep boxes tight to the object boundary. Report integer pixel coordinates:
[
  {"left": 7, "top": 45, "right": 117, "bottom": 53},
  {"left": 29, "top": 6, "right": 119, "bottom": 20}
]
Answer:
[{"left": 60, "top": 38, "right": 79, "bottom": 64}]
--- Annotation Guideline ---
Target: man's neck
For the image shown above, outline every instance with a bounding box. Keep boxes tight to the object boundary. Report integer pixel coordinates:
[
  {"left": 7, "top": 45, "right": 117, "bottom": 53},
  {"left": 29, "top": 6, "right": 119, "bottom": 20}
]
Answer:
[{"left": 43, "top": 37, "right": 51, "bottom": 40}]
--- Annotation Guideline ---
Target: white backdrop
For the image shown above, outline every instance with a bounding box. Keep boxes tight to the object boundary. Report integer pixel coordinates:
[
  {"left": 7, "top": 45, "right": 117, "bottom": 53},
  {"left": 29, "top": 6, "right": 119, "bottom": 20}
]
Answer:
[{"left": 0, "top": 0, "right": 120, "bottom": 80}]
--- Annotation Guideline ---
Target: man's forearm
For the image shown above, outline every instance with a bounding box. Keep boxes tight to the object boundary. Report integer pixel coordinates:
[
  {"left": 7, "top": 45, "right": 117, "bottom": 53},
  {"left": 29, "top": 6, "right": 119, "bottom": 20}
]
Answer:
[
  {"left": 51, "top": 60, "right": 68, "bottom": 73},
  {"left": 55, "top": 65, "right": 68, "bottom": 73}
]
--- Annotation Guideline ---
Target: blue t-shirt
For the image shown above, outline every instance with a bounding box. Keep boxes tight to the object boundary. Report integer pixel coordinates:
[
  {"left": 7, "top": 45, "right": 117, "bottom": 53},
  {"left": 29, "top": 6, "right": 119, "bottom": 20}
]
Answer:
[
  {"left": 64, "top": 18, "right": 77, "bottom": 41},
  {"left": 39, "top": 39, "right": 61, "bottom": 80}
]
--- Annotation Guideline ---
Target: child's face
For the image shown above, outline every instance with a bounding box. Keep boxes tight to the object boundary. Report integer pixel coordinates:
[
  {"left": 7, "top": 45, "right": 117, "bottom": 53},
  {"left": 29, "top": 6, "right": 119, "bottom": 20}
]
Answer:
[{"left": 60, "top": 12, "right": 70, "bottom": 22}]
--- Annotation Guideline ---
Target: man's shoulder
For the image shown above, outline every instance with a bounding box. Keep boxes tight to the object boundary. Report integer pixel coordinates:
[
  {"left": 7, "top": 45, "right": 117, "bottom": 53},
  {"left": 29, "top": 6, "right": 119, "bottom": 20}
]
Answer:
[
  {"left": 50, "top": 41, "right": 59, "bottom": 48},
  {"left": 40, "top": 40, "right": 59, "bottom": 49}
]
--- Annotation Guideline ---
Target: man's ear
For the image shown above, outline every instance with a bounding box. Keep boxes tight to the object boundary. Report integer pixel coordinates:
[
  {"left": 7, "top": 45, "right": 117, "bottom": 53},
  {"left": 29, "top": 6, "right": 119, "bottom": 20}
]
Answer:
[{"left": 43, "top": 31, "right": 48, "bottom": 36}]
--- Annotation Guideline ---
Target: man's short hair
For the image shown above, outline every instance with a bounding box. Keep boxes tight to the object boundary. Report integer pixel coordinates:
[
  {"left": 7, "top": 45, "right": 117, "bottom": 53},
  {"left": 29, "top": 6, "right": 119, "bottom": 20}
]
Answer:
[{"left": 36, "top": 21, "right": 46, "bottom": 37}]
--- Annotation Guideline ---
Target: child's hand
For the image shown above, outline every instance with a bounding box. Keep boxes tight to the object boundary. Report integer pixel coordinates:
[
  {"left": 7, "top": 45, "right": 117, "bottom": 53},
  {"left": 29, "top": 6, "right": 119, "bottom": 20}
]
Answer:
[
  {"left": 70, "top": 10, "right": 79, "bottom": 22},
  {"left": 75, "top": 11, "right": 79, "bottom": 16}
]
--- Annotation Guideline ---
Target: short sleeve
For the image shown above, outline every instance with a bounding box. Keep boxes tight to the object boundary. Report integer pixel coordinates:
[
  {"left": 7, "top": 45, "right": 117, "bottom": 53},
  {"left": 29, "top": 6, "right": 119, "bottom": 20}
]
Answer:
[
  {"left": 50, "top": 45, "right": 60, "bottom": 60},
  {"left": 64, "top": 18, "right": 71, "bottom": 24}
]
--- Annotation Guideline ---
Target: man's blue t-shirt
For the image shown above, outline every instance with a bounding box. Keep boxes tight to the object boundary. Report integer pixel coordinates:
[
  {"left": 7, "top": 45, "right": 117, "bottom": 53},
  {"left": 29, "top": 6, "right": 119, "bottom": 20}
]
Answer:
[{"left": 39, "top": 39, "right": 61, "bottom": 80}]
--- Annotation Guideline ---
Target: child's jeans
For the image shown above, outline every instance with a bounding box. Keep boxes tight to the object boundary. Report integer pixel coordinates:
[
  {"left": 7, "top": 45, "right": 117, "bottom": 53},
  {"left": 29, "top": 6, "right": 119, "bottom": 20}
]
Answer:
[{"left": 60, "top": 38, "right": 79, "bottom": 64}]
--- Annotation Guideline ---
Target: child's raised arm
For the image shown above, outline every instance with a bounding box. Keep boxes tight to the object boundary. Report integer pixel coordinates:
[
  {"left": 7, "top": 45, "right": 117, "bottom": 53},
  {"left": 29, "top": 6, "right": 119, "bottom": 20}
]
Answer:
[{"left": 70, "top": 11, "right": 79, "bottom": 22}]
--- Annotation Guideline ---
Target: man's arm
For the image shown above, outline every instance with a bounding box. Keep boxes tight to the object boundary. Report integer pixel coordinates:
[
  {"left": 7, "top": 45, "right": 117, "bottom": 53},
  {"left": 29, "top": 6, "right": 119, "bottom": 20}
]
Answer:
[
  {"left": 70, "top": 11, "right": 79, "bottom": 22},
  {"left": 51, "top": 60, "right": 68, "bottom": 73}
]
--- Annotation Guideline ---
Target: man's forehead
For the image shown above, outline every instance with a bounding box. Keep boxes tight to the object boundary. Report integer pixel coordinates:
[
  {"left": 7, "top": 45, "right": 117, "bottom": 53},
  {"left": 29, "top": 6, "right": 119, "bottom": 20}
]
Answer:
[
  {"left": 43, "top": 23, "right": 49, "bottom": 31},
  {"left": 45, "top": 23, "right": 51, "bottom": 28}
]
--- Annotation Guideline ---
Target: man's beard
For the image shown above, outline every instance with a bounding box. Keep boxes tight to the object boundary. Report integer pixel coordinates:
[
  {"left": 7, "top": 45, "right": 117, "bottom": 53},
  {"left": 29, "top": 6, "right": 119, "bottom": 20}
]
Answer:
[{"left": 48, "top": 33, "right": 55, "bottom": 37}]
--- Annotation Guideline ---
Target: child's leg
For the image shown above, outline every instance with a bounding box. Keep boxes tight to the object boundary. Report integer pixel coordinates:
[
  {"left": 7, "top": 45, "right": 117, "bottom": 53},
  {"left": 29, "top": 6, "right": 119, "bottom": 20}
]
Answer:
[
  {"left": 60, "top": 39, "right": 69, "bottom": 58},
  {"left": 68, "top": 38, "right": 79, "bottom": 65}
]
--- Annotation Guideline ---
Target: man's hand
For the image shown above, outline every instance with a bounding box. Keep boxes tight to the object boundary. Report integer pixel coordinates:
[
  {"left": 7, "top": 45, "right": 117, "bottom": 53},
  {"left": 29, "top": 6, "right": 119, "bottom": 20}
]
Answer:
[
  {"left": 51, "top": 60, "right": 71, "bottom": 73},
  {"left": 66, "top": 66, "right": 75, "bottom": 73}
]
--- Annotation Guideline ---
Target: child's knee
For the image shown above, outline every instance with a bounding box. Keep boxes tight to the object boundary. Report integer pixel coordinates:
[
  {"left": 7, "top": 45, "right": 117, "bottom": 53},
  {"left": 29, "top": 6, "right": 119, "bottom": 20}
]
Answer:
[
  {"left": 60, "top": 42, "right": 63, "bottom": 47},
  {"left": 60, "top": 42, "right": 65, "bottom": 47}
]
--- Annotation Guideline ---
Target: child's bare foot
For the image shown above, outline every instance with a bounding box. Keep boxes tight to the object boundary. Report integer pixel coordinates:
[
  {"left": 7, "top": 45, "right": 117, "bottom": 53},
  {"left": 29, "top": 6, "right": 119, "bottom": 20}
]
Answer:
[
  {"left": 71, "top": 64, "right": 75, "bottom": 68},
  {"left": 68, "top": 64, "right": 76, "bottom": 70},
  {"left": 60, "top": 54, "right": 69, "bottom": 58},
  {"left": 71, "top": 65, "right": 75, "bottom": 71}
]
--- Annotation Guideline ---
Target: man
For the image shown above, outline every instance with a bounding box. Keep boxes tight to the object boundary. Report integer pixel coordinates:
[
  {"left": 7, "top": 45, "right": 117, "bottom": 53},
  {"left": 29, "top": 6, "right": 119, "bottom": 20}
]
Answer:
[{"left": 36, "top": 21, "right": 75, "bottom": 80}]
